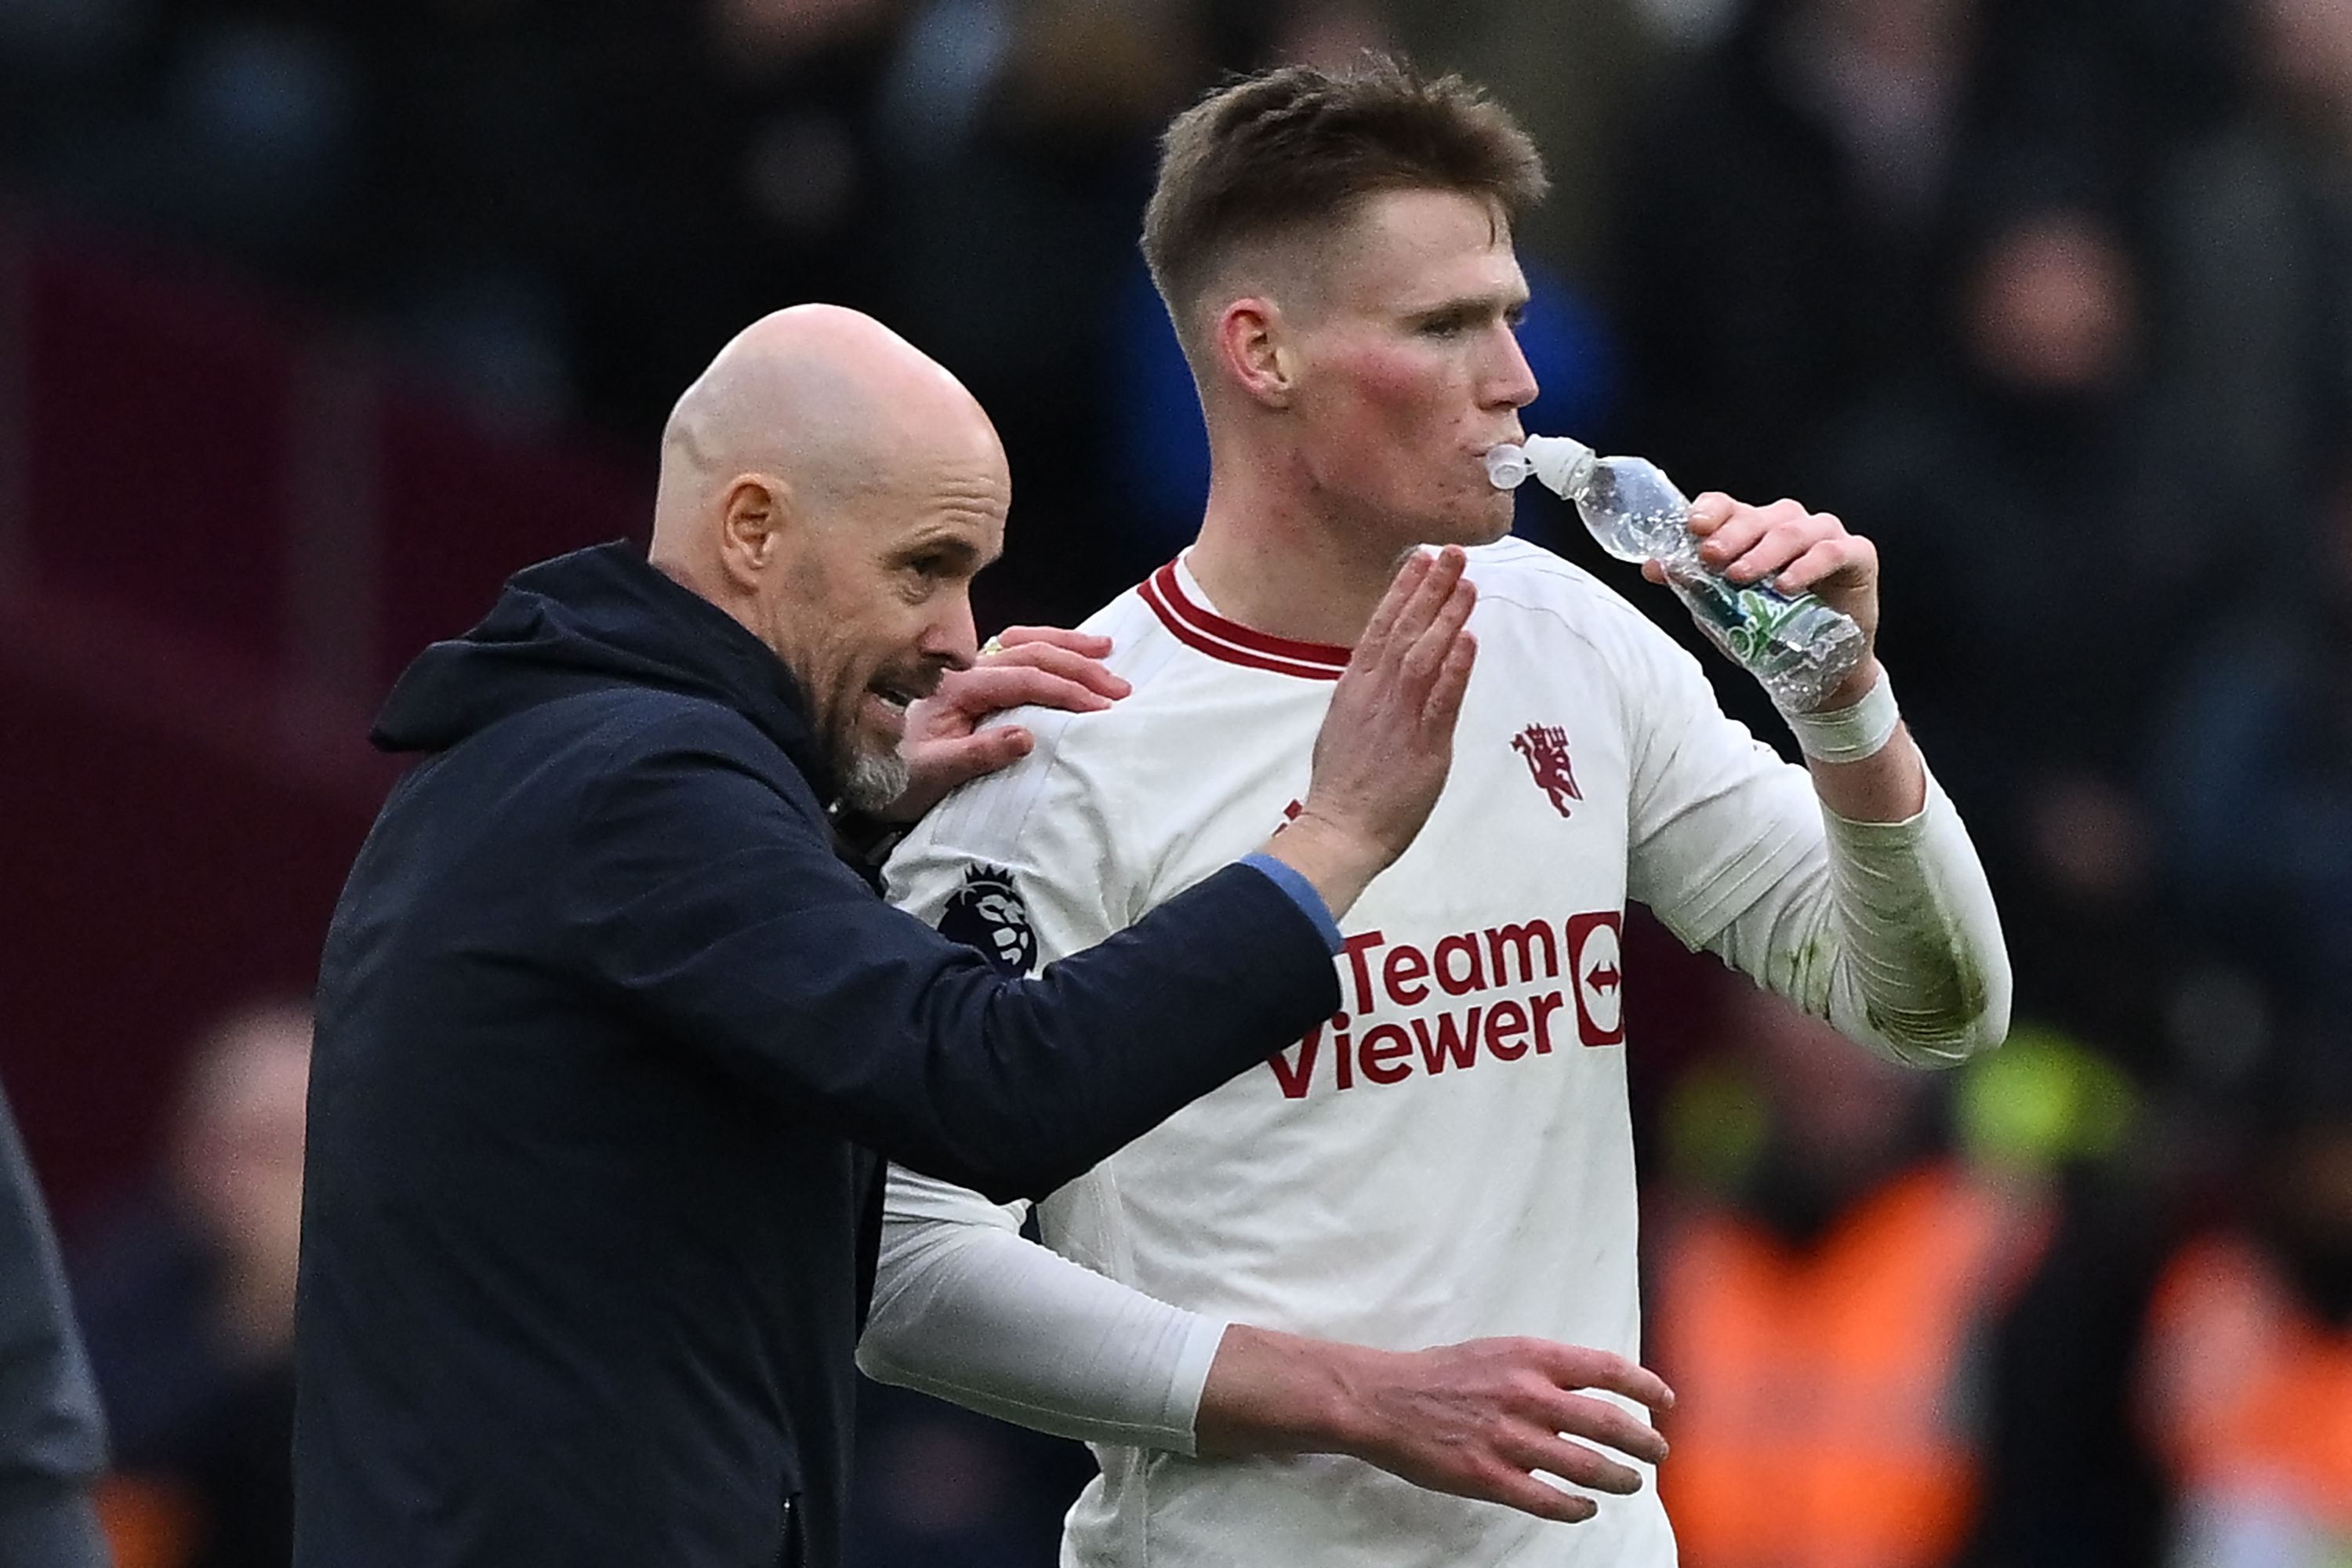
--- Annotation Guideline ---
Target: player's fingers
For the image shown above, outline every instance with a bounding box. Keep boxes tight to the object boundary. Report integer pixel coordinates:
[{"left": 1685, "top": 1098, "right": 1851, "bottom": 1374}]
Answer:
[
  {"left": 1693, "top": 503, "right": 1783, "bottom": 570},
  {"left": 1536, "top": 1392, "right": 1669, "bottom": 1467},
  {"left": 981, "top": 639, "right": 1132, "bottom": 700},
  {"left": 1772, "top": 532, "right": 1877, "bottom": 597},
  {"left": 946, "top": 664, "right": 1116, "bottom": 716},
  {"left": 993, "top": 626, "right": 1114, "bottom": 659},
  {"left": 1720, "top": 510, "right": 1841, "bottom": 584},
  {"left": 1502, "top": 1431, "right": 1644, "bottom": 1497},
  {"left": 1475, "top": 1466, "right": 1600, "bottom": 1526},
  {"left": 1539, "top": 1345, "right": 1676, "bottom": 1412},
  {"left": 1686, "top": 492, "right": 1737, "bottom": 535},
  {"left": 1358, "top": 549, "right": 1433, "bottom": 654}
]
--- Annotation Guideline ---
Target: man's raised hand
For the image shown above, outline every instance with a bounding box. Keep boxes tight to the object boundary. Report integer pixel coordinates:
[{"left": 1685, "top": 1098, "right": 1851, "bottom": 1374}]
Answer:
[{"left": 1267, "top": 546, "right": 1478, "bottom": 917}]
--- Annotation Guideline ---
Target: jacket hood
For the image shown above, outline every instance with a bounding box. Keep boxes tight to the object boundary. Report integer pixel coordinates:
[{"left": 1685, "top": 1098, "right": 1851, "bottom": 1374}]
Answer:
[{"left": 372, "top": 541, "right": 834, "bottom": 792}]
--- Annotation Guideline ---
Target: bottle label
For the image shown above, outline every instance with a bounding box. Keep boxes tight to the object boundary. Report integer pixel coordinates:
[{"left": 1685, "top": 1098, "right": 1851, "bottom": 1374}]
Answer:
[{"left": 1671, "top": 569, "right": 1821, "bottom": 652}]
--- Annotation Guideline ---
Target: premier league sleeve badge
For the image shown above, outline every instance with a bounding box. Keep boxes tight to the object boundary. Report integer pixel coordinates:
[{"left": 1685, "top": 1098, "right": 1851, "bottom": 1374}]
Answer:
[{"left": 937, "top": 865, "right": 1038, "bottom": 976}]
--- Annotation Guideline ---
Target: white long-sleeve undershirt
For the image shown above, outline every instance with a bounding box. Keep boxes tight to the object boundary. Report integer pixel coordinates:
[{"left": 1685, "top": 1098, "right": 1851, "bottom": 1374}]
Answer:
[{"left": 857, "top": 769, "right": 2007, "bottom": 1450}]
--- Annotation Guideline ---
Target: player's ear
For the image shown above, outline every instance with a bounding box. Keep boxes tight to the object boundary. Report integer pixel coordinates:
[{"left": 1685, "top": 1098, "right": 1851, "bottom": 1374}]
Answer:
[{"left": 1214, "top": 299, "right": 1296, "bottom": 411}]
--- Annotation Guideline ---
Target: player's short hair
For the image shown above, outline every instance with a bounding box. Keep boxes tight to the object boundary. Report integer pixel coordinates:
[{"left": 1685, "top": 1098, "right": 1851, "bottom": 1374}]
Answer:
[{"left": 1142, "top": 56, "right": 1547, "bottom": 352}]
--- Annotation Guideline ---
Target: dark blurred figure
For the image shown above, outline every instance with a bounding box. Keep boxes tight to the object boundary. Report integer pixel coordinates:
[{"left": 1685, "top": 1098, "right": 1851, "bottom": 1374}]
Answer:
[
  {"left": 0, "top": 1078, "right": 110, "bottom": 1566},
  {"left": 1608, "top": 0, "right": 1990, "bottom": 503},
  {"left": 2136, "top": 1036, "right": 2352, "bottom": 1566},
  {"left": 1820, "top": 199, "right": 2237, "bottom": 1065},
  {"left": 1606, "top": 0, "right": 2234, "bottom": 505},
  {"left": 1650, "top": 988, "right": 2055, "bottom": 1568},
  {"left": 844, "top": 1379, "right": 1095, "bottom": 1568},
  {"left": 2145, "top": 0, "right": 2352, "bottom": 526},
  {"left": 5, "top": 1, "right": 367, "bottom": 291},
  {"left": 2150, "top": 467, "right": 2352, "bottom": 1024},
  {"left": 74, "top": 1001, "right": 310, "bottom": 1568}
]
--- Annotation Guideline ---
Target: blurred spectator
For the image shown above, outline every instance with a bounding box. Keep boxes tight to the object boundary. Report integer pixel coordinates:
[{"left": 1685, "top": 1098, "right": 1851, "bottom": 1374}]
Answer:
[
  {"left": 1650, "top": 988, "right": 2053, "bottom": 1568},
  {"left": 1820, "top": 200, "right": 2241, "bottom": 1061},
  {"left": 0, "top": 1079, "right": 110, "bottom": 1566},
  {"left": 2140, "top": 0, "right": 2352, "bottom": 564},
  {"left": 2149, "top": 466, "right": 2352, "bottom": 1022},
  {"left": 1958, "top": 1025, "right": 2176, "bottom": 1568},
  {"left": 1607, "top": 0, "right": 1991, "bottom": 503},
  {"left": 2136, "top": 1039, "right": 2352, "bottom": 1567},
  {"left": 74, "top": 1000, "right": 310, "bottom": 1568}
]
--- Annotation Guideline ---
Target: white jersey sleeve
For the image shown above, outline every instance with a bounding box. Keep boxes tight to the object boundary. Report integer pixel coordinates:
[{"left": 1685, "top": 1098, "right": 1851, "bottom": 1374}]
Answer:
[
  {"left": 860, "top": 698, "right": 1229, "bottom": 1451},
  {"left": 1619, "top": 605, "right": 2008, "bottom": 1066}
]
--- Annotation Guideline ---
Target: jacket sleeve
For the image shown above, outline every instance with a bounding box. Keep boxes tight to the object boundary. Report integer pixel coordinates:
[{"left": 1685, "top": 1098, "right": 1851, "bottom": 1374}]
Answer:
[
  {"left": 563, "top": 716, "right": 1341, "bottom": 1202},
  {"left": 0, "top": 1088, "right": 110, "bottom": 1568}
]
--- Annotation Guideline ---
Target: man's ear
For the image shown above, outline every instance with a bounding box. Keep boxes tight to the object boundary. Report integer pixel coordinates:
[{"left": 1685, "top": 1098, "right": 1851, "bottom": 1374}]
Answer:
[
  {"left": 1214, "top": 298, "right": 1298, "bottom": 411},
  {"left": 716, "top": 473, "right": 791, "bottom": 591}
]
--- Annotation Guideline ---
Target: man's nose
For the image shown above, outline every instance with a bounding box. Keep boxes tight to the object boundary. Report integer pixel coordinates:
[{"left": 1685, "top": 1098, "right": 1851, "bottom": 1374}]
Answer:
[
  {"left": 924, "top": 592, "right": 980, "bottom": 671},
  {"left": 1486, "top": 326, "right": 1540, "bottom": 411}
]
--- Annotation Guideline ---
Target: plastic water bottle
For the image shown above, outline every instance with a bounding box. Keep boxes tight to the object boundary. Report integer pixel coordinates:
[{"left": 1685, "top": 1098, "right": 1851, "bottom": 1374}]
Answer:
[{"left": 1487, "top": 434, "right": 1866, "bottom": 710}]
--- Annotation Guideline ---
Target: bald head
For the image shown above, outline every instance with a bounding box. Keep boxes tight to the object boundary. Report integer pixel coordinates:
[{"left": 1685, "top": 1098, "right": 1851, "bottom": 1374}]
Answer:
[
  {"left": 649, "top": 304, "right": 1002, "bottom": 583},
  {"left": 643, "top": 306, "right": 1012, "bottom": 811}
]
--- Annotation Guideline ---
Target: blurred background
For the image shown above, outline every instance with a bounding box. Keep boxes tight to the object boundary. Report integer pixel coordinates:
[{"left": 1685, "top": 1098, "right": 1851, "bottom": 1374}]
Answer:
[{"left": 5, "top": 0, "right": 2352, "bottom": 1563}]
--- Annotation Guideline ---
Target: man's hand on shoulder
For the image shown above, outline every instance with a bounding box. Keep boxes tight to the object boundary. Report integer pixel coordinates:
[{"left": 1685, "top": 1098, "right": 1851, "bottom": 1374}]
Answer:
[
  {"left": 1196, "top": 1323, "right": 1673, "bottom": 1525},
  {"left": 881, "top": 627, "right": 1132, "bottom": 822}
]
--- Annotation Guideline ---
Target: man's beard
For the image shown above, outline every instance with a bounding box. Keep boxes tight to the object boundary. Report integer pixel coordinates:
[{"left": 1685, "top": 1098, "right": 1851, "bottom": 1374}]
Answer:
[
  {"left": 825, "top": 689, "right": 909, "bottom": 814},
  {"left": 839, "top": 744, "right": 909, "bottom": 815}
]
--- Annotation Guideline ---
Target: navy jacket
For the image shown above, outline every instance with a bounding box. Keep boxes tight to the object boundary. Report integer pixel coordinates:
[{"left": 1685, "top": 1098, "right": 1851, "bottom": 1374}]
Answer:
[{"left": 292, "top": 543, "right": 1341, "bottom": 1567}]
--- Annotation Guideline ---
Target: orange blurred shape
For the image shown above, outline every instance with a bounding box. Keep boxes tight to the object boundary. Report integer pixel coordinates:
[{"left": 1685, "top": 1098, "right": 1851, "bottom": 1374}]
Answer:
[{"left": 94, "top": 1472, "right": 201, "bottom": 1568}]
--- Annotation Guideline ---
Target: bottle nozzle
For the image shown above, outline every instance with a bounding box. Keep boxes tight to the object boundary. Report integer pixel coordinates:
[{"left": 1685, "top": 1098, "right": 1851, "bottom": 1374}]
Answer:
[
  {"left": 1484, "top": 444, "right": 1533, "bottom": 490},
  {"left": 1486, "top": 435, "right": 1596, "bottom": 497}
]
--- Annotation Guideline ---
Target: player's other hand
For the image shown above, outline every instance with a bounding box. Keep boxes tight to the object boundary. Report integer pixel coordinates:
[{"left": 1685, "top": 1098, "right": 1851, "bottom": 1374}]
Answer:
[
  {"left": 1270, "top": 546, "right": 1477, "bottom": 916},
  {"left": 884, "top": 626, "right": 1131, "bottom": 822},
  {"left": 1197, "top": 1326, "right": 1671, "bottom": 1526}
]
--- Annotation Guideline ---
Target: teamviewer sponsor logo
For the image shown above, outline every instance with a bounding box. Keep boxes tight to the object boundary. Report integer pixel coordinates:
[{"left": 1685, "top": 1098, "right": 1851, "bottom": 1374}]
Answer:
[{"left": 1265, "top": 911, "right": 1626, "bottom": 1099}]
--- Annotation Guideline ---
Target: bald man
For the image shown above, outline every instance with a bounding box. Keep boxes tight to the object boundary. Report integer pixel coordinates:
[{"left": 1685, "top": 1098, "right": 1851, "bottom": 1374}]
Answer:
[{"left": 291, "top": 307, "right": 1480, "bottom": 1568}]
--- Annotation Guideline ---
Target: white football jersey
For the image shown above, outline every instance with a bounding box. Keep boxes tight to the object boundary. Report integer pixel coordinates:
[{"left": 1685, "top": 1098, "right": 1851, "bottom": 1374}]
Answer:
[{"left": 884, "top": 539, "right": 1840, "bottom": 1568}]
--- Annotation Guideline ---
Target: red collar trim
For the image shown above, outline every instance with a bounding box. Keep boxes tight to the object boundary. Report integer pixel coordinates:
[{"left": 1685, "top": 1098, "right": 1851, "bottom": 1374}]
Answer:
[{"left": 1139, "top": 562, "right": 1351, "bottom": 681}]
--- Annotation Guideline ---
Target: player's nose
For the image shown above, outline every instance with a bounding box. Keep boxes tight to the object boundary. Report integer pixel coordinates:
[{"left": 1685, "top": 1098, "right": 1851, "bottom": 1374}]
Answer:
[{"left": 1486, "top": 326, "right": 1540, "bottom": 411}]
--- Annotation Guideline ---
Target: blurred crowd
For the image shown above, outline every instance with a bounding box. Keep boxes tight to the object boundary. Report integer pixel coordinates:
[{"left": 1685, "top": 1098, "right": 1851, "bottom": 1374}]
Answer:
[{"left": 9, "top": 0, "right": 2352, "bottom": 1564}]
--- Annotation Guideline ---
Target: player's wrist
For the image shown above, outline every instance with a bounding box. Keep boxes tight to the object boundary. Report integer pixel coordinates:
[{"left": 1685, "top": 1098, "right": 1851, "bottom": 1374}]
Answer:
[
  {"left": 1791, "top": 656, "right": 1887, "bottom": 723},
  {"left": 1197, "top": 1324, "right": 1367, "bottom": 1457},
  {"left": 1781, "top": 660, "right": 1903, "bottom": 763}
]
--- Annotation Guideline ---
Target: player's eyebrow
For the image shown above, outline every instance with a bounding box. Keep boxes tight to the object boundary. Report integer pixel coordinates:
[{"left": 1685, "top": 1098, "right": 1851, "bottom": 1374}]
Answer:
[{"left": 1406, "top": 289, "right": 1530, "bottom": 329}]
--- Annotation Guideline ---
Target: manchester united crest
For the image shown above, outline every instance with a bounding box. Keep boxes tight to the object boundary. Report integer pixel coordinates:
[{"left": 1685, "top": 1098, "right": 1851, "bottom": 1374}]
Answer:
[{"left": 1512, "top": 724, "right": 1582, "bottom": 818}]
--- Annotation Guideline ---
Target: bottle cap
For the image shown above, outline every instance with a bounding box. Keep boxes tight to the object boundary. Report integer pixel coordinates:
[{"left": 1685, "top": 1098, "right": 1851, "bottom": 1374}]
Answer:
[{"left": 1523, "top": 434, "right": 1595, "bottom": 497}]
